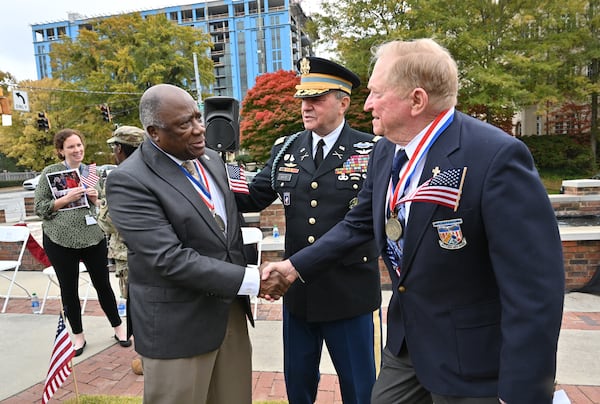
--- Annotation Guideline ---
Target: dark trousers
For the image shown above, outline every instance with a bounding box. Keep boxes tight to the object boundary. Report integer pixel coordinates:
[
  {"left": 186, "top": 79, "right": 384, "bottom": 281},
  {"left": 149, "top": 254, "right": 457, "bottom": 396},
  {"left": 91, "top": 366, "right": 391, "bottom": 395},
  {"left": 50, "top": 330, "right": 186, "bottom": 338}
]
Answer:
[
  {"left": 371, "top": 346, "right": 499, "bottom": 404},
  {"left": 283, "top": 306, "right": 377, "bottom": 404},
  {"left": 43, "top": 234, "right": 121, "bottom": 334}
]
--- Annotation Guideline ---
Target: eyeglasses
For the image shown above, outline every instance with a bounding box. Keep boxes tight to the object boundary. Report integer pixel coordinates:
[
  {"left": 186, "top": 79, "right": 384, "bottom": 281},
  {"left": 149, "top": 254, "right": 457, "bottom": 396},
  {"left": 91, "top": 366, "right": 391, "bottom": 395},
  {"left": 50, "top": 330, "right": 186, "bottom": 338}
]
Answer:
[{"left": 109, "top": 143, "right": 121, "bottom": 151}]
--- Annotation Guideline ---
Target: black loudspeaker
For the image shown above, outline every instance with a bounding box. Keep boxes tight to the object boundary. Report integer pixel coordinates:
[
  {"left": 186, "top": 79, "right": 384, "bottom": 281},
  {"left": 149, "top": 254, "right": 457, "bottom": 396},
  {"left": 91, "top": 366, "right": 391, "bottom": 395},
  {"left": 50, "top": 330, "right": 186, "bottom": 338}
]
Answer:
[{"left": 204, "top": 96, "right": 240, "bottom": 152}]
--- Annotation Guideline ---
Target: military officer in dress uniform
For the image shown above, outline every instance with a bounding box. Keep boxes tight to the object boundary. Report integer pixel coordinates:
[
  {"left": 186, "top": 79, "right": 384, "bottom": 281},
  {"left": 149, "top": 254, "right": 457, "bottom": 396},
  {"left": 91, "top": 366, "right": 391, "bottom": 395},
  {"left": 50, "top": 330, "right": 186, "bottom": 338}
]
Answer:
[{"left": 235, "top": 57, "right": 381, "bottom": 404}]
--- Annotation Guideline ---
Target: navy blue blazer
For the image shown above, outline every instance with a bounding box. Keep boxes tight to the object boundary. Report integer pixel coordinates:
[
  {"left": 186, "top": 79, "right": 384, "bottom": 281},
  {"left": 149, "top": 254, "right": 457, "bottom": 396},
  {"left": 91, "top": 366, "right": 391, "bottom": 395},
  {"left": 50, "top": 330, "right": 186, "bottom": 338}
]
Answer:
[{"left": 291, "top": 111, "right": 565, "bottom": 402}]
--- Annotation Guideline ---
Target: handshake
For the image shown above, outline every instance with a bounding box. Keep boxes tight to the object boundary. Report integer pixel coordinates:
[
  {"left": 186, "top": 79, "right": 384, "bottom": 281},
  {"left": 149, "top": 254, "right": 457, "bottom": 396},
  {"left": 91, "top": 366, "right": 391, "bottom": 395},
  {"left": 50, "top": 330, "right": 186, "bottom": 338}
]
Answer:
[{"left": 257, "top": 259, "right": 299, "bottom": 301}]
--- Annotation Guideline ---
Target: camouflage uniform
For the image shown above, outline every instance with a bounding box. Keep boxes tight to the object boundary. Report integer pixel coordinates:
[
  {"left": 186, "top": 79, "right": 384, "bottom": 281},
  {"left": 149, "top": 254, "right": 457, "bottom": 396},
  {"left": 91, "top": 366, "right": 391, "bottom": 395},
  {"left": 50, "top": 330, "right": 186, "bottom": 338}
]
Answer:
[
  {"left": 97, "top": 126, "right": 145, "bottom": 299},
  {"left": 97, "top": 196, "right": 129, "bottom": 298}
]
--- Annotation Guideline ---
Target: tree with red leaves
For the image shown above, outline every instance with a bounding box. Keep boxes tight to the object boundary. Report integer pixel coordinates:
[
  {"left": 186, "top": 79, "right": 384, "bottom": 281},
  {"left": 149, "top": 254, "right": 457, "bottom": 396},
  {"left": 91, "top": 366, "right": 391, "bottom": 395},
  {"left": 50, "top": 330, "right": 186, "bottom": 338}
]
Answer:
[
  {"left": 240, "top": 69, "right": 375, "bottom": 163},
  {"left": 240, "top": 70, "right": 303, "bottom": 163}
]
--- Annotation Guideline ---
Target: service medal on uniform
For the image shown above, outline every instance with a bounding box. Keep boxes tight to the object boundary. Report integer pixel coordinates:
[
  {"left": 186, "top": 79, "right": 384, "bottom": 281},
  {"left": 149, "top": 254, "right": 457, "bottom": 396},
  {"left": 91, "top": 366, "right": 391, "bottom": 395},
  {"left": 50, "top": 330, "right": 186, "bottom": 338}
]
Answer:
[{"left": 385, "top": 214, "right": 403, "bottom": 241}]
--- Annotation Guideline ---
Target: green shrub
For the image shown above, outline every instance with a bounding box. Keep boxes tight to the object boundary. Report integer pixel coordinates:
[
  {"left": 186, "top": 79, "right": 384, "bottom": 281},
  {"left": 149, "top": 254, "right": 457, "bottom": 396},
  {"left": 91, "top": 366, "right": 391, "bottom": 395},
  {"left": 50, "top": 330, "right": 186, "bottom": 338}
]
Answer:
[{"left": 519, "top": 134, "right": 594, "bottom": 177}]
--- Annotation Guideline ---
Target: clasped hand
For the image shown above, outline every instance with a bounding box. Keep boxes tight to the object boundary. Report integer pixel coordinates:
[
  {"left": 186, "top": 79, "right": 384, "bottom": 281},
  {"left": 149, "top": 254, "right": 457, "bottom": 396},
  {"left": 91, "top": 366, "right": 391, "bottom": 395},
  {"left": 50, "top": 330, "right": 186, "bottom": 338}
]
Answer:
[
  {"left": 65, "top": 186, "right": 98, "bottom": 203},
  {"left": 258, "top": 259, "right": 299, "bottom": 301}
]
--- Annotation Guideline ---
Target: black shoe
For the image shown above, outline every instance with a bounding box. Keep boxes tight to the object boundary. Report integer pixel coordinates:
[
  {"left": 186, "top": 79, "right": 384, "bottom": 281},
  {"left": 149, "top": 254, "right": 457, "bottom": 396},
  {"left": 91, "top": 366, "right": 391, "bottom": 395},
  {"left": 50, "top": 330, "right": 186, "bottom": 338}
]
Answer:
[
  {"left": 114, "top": 335, "right": 132, "bottom": 347},
  {"left": 74, "top": 340, "right": 86, "bottom": 357}
]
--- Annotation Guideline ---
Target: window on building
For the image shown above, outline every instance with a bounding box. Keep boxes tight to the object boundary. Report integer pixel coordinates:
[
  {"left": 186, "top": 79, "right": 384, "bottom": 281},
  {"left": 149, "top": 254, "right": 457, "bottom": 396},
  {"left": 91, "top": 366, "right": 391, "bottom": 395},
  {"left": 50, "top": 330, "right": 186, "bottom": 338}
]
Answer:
[
  {"left": 46, "top": 28, "right": 56, "bottom": 41},
  {"left": 234, "top": 3, "right": 245, "bottom": 16},
  {"left": 195, "top": 8, "right": 205, "bottom": 20},
  {"left": 169, "top": 11, "right": 178, "bottom": 21},
  {"left": 271, "top": 28, "right": 283, "bottom": 71},
  {"left": 57, "top": 26, "right": 67, "bottom": 38},
  {"left": 237, "top": 21, "right": 248, "bottom": 95},
  {"left": 181, "top": 9, "right": 193, "bottom": 22}
]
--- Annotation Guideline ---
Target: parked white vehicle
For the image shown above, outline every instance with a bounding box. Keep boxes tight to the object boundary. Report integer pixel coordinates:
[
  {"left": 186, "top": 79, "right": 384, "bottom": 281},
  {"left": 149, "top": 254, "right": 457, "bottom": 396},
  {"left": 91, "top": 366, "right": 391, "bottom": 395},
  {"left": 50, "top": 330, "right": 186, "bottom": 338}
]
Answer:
[{"left": 22, "top": 175, "right": 41, "bottom": 190}]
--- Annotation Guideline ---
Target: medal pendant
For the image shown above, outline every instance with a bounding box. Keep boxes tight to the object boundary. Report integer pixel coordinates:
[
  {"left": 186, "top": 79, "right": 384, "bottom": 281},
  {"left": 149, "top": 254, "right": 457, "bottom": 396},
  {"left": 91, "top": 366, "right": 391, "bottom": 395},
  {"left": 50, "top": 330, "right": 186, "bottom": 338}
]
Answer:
[
  {"left": 385, "top": 217, "right": 403, "bottom": 241},
  {"left": 213, "top": 212, "right": 226, "bottom": 232}
]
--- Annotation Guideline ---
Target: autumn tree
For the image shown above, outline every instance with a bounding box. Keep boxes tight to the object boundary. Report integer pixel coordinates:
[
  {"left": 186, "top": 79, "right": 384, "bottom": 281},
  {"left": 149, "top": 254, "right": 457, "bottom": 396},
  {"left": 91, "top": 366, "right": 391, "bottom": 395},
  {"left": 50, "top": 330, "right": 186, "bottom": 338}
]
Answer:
[
  {"left": 312, "top": 0, "right": 599, "bottom": 139},
  {"left": 240, "top": 70, "right": 303, "bottom": 162},
  {"left": 0, "top": 78, "right": 64, "bottom": 171},
  {"left": 0, "top": 13, "right": 213, "bottom": 169}
]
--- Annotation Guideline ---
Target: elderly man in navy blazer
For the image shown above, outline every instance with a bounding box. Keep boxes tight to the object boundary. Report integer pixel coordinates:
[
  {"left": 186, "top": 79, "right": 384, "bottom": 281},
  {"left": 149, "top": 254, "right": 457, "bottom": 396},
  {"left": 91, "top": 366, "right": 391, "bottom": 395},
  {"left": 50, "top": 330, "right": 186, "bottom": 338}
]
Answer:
[{"left": 261, "top": 39, "right": 565, "bottom": 404}]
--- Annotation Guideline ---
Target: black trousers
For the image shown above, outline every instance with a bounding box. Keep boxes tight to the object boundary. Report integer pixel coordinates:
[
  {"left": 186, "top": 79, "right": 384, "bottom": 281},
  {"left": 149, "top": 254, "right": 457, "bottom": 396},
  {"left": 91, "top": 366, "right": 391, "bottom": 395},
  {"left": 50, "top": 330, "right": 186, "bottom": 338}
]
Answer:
[{"left": 43, "top": 234, "right": 121, "bottom": 334}]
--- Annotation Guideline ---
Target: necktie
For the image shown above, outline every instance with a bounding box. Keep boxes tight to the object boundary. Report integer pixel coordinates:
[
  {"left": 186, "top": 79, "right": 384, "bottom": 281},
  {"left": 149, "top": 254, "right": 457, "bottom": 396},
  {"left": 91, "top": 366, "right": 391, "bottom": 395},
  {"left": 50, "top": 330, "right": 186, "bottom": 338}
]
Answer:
[
  {"left": 391, "top": 149, "right": 408, "bottom": 191},
  {"left": 314, "top": 139, "right": 325, "bottom": 168},
  {"left": 387, "top": 149, "right": 409, "bottom": 277},
  {"left": 182, "top": 160, "right": 200, "bottom": 181},
  {"left": 181, "top": 160, "right": 226, "bottom": 233}
]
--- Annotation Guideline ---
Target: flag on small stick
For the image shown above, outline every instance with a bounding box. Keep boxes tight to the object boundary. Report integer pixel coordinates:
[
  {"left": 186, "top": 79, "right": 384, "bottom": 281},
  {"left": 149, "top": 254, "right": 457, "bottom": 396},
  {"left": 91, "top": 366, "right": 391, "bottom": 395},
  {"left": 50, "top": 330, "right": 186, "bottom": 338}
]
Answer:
[
  {"left": 42, "top": 314, "right": 75, "bottom": 404},
  {"left": 226, "top": 163, "right": 250, "bottom": 194},
  {"left": 399, "top": 167, "right": 467, "bottom": 211},
  {"left": 80, "top": 163, "right": 99, "bottom": 189}
]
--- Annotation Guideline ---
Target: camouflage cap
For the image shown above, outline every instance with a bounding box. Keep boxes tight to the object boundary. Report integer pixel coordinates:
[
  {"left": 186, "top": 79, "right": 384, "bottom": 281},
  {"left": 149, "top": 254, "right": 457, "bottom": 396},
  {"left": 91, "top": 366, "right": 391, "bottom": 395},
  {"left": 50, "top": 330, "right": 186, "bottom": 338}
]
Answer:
[{"left": 106, "top": 126, "right": 145, "bottom": 147}]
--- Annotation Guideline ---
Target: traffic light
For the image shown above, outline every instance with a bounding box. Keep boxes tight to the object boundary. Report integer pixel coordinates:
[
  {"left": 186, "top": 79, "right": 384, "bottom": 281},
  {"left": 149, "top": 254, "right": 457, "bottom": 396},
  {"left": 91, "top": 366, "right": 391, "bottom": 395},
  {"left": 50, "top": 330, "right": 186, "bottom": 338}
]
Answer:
[
  {"left": 100, "top": 104, "right": 112, "bottom": 122},
  {"left": 204, "top": 96, "right": 239, "bottom": 152},
  {"left": 37, "top": 112, "right": 50, "bottom": 131}
]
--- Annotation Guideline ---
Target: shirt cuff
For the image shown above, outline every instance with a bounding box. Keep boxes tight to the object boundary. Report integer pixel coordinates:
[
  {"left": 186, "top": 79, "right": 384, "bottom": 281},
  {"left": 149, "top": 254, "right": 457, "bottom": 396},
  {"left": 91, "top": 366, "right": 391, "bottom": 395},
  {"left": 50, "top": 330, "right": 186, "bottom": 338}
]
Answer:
[{"left": 237, "top": 265, "right": 260, "bottom": 296}]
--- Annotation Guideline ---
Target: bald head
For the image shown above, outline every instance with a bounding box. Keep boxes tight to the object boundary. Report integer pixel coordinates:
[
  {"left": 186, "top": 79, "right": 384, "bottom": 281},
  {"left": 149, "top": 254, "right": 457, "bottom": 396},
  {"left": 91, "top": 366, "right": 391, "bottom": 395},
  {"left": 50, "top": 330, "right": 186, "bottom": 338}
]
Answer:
[
  {"left": 139, "top": 84, "right": 194, "bottom": 131},
  {"left": 139, "top": 84, "right": 205, "bottom": 160}
]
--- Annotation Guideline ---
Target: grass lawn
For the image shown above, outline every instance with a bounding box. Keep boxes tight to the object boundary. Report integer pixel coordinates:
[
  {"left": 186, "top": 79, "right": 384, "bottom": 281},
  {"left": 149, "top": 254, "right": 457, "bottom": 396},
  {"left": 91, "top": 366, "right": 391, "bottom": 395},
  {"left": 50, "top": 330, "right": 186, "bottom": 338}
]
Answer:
[{"left": 541, "top": 175, "right": 565, "bottom": 194}]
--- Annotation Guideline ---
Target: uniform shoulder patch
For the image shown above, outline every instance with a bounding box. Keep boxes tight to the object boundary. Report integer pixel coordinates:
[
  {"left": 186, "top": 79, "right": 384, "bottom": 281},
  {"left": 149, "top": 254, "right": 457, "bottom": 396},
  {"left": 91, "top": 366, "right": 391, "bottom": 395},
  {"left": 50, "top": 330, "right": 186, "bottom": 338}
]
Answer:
[{"left": 274, "top": 136, "right": 287, "bottom": 146}]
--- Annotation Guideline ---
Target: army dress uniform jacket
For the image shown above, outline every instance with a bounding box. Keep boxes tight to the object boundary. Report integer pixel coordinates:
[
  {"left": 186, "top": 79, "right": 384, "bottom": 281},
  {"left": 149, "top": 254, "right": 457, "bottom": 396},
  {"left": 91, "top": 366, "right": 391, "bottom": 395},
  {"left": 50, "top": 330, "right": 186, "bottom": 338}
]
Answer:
[{"left": 235, "top": 123, "right": 381, "bottom": 322}]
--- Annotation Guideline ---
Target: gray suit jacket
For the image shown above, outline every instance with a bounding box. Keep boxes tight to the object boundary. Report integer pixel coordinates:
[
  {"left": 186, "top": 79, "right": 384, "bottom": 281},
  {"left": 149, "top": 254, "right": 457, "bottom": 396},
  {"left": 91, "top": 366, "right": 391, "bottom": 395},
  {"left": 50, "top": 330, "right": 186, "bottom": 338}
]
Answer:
[{"left": 106, "top": 140, "right": 252, "bottom": 359}]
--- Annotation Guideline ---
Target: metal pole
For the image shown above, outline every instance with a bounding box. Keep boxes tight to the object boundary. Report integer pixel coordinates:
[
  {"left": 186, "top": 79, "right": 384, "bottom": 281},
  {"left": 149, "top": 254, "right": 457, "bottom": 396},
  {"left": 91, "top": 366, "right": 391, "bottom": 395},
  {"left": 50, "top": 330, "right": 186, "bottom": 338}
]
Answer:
[
  {"left": 257, "top": 0, "right": 265, "bottom": 74},
  {"left": 193, "top": 52, "right": 202, "bottom": 105}
]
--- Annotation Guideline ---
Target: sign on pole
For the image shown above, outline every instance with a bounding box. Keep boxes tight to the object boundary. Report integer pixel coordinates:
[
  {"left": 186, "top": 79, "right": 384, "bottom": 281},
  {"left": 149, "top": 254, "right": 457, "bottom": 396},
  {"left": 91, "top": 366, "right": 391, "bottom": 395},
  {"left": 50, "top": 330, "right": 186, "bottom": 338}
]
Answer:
[{"left": 13, "top": 90, "right": 30, "bottom": 112}]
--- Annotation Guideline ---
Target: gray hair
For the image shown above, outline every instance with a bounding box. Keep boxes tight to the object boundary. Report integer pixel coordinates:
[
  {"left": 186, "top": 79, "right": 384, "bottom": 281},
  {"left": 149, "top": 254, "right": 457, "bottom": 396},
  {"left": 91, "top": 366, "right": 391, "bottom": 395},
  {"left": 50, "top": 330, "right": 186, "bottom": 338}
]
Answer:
[
  {"left": 139, "top": 87, "right": 166, "bottom": 130},
  {"left": 372, "top": 38, "right": 458, "bottom": 111}
]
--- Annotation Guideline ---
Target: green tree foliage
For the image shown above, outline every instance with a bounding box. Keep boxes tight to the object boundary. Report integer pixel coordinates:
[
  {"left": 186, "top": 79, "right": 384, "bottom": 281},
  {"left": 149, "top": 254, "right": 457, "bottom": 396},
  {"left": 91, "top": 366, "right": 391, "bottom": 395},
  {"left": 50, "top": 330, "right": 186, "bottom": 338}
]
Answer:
[
  {"left": 346, "top": 84, "right": 375, "bottom": 135},
  {"left": 0, "top": 14, "right": 212, "bottom": 170},
  {"left": 50, "top": 13, "right": 213, "bottom": 130},
  {"left": 312, "top": 0, "right": 599, "bottom": 136},
  {"left": 0, "top": 78, "right": 64, "bottom": 171},
  {"left": 240, "top": 70, "right": 303, "bottom": 162}
]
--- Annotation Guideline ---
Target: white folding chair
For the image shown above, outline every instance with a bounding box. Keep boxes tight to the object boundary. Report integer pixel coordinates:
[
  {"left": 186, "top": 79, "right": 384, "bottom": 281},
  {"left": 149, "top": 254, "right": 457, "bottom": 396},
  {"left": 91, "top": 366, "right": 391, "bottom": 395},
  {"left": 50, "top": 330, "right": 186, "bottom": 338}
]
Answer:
[
  {"left": 40, "top": 262, "right": 92, "bottom": 315},
  {"left": 0, "top": 225, "right": 31, "bottom": 313},
  {"left": 241, "top": 226, "right": 263, "bottom": 320}
]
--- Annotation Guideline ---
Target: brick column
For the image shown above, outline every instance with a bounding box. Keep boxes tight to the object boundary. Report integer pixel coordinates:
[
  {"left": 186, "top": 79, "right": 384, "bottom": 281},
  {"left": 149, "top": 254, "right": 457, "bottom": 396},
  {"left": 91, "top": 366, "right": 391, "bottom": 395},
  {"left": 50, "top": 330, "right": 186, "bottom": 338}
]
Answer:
[
  {"left": 260, "top": 200, "right": 285, "bottom": 235},
  {"left": 24, "top": 197, "right": 35, "bottom": 217}
]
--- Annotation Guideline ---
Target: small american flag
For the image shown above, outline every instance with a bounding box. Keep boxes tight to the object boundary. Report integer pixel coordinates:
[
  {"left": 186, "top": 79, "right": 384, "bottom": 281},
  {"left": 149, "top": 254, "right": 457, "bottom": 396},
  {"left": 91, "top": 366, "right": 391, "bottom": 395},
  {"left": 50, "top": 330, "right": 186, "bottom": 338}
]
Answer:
[
  {"left": 42, "top": 314, "right": 75, "bottom": 404},
  {"left": 80, "top": 163, "right": 99, "bottom": 188},
  {"left": 226, "top": 163, "right": 250, "bottom": 194},
  {"left": 399, "top": 167, "right": 467, "bottom": 211}
]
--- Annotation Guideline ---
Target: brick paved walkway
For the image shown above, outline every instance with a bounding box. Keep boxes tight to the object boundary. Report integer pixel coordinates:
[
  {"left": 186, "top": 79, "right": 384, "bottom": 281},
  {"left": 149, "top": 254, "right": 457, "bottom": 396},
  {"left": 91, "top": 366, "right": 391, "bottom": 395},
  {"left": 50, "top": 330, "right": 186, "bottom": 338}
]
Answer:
[{"left": 1, "top": 297, "right": 599, "bottom": 403}]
